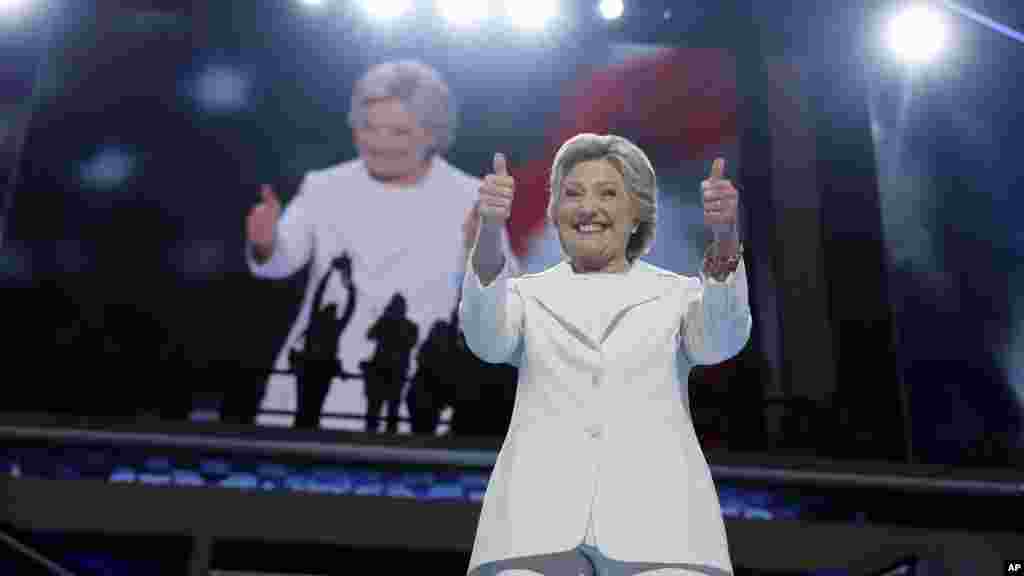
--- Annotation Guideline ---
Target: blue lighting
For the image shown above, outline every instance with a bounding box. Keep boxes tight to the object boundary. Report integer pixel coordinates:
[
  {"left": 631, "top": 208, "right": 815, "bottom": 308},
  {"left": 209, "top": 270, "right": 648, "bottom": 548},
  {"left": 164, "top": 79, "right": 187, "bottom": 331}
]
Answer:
[
  {"left": 78, "top": 147, "right": 135, "bottom": 190},
  {"left": 940, "top": 0, "right": 1024, "bottom": 44}
]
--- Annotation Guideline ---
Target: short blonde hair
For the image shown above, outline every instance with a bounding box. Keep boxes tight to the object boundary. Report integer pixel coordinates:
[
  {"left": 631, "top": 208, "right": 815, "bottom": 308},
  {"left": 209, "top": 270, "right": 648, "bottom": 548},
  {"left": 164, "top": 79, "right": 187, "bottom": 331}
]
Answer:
[
  {"left": 348, "top": 59, "right": 457, "bottom": 154},
  {"left": 547, "top": 133, "right": 657, "bottom": 262}
]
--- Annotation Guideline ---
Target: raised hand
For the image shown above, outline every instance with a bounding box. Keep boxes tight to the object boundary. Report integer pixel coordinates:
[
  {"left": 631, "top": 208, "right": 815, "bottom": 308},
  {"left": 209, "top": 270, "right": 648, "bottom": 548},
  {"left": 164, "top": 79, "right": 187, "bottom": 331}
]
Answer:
[
  {"left": 478, "top": 152, "right": 514, "bottom": 227},
  {"left": 333, "top": 253, "right": 353, "bottom": 287},
  {"left": 701, "top": 158, "right": 739, "bottom": 233},
  {"left": 470, "top": 153, "right": 514, "bottom": 283},
  {"left": 247, "top": 184, "right": 281, "bottom": 256}
]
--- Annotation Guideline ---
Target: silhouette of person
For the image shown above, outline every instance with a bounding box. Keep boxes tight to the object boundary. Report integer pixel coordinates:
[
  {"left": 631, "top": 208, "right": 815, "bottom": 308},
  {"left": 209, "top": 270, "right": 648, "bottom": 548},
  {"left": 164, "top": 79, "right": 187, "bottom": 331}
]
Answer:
[
  {"left": 448, "top": 329, "right": 517, "bottom": 437},
  {"left": 289, "top": 252, "right": 357, "bottom": 429},
  {"left": 406, "top": 319, "right": 456, "bottom": 435},
  {"left": 361, "top": 293, "right": 418, "bottom": 433},
  {"left": 156, "top": 338, "right": 194, "bottom": 422}
]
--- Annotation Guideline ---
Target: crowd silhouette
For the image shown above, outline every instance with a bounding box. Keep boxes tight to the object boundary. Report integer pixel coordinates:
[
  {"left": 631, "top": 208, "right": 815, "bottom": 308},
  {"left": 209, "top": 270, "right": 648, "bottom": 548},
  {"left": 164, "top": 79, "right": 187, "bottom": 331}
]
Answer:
[{"left": 268, "top": 249, "right": 518, "bottom": 436}]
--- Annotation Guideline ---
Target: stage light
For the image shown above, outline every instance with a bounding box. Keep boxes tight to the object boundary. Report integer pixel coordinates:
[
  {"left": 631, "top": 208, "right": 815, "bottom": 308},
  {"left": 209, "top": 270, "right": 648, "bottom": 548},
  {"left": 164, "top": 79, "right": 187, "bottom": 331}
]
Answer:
[
  {"left": 0, "top": 0, "right": 32, "bottom": 14},
  {"left": 0, "top": 0, "right": 37, "bottom": 23},
  {"left": 358, "top": 0, "right": 412, "bottom": 22},
  {"left": 297, "top": 0, "right": 324, "bottom": 7},
  {"left": 79, "top": 147, "right": 135, "bottom": 190},
  {"left": 886, "top": 3, "right": 949, "bottom": 63},
  {"left": 437, "top": 0, "right": 489, "bottom": 27},
  {"left": 193, "top": 66, "right": 250, "bottom": 114},
  {"left": 506, "top": 0, "right": 558, "bottom": 29},
  {"left": 598, "top": 0, "right": 623, "bottom": 21}
]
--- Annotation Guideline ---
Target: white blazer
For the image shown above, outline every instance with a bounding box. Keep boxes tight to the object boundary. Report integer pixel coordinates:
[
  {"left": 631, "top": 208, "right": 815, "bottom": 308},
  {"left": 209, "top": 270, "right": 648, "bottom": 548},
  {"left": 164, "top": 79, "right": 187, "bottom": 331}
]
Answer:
[{"left": 459, "top": 246, "right": 751, "bottom": 576}]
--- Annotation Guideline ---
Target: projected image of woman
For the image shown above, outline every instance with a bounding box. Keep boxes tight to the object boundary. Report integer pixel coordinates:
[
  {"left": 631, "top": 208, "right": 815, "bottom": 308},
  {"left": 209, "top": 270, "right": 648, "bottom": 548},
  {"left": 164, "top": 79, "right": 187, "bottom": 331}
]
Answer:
[
  {"left": 461, "top": 134, "right": 750, "bottom": 576},
  {"left": 245, "top": 60, "right": 518, "bottom": 430}
]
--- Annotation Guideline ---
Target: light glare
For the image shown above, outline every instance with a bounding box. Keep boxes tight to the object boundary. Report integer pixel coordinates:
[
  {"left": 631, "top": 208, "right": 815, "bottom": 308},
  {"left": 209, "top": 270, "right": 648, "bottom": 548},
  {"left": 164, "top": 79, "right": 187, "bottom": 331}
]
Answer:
[
  {"left": 598, "top": 0, "right": 623, "bottom": 21},
  {"left": 506, "top": 0, "right": 558, "bottom": 29},
  {"left": 887, "top": 4, "right": 949, "bottom": 63},
  {"left": 438, "top": 0, "right": 489, "bottom": 26},
  {"left": 359, "top": 0, "right": 413, "bottom": 21},
  {"left": 0, "top": 0, "right": 32, "bottom": 14}
]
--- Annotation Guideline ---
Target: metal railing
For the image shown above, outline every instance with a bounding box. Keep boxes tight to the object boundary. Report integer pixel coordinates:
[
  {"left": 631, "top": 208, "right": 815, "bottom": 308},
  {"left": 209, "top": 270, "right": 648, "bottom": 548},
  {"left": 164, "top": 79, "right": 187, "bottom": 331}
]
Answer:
[{"left": 1, "top": 422, "right": 1021, "bottom": 497}]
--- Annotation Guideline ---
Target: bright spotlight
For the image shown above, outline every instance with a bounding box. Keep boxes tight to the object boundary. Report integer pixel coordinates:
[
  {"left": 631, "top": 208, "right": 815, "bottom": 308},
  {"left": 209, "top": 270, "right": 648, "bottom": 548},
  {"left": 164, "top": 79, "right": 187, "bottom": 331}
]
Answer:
[
  {"left": 598, "top": 0, "right": 623, "bottom": 21},
  {"left": 358, "top": 0, "right": 413, "bottom": 21},
  {"left": 0, "top": 0, "right": 32, "bottom": 13},
  {"left": 438, "top": 0, "right": 489, "bottom": 27},
  {"left": 0, "top": 0, "right": 36, "bottom": 21},
  {"left": 887, "top": 3, "right": 949, "bottom": 63},
  {"left": 506, "top": 0, "right": 558, "bottom": 29},
  {"left": 298, "top": 0, "right": 324, "bottom": 7}
]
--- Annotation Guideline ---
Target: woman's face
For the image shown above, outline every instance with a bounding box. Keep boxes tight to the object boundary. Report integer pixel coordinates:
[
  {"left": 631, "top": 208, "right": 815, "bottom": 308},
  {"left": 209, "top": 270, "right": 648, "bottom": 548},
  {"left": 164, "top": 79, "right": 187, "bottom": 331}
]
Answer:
[
  {"left": 353, "top": 97, "right": 433, "bottom": 183},
  {"left": 556, "top": 158, "right": 638, "bottom": 273}
]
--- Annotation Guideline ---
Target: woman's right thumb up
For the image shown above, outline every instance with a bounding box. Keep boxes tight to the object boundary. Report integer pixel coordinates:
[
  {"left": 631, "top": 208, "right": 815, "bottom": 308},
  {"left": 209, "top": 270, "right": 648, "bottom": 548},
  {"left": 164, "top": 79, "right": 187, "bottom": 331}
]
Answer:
[{"left": 260, "top": 184, "right": 280, "bottom": 212}]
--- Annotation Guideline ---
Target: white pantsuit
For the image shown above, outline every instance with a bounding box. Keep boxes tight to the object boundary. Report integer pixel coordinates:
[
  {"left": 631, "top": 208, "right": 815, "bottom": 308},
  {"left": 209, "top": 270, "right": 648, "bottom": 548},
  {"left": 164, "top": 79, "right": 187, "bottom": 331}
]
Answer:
[{"left": 459, "top": 245, "right": 751, "bottom": 576}]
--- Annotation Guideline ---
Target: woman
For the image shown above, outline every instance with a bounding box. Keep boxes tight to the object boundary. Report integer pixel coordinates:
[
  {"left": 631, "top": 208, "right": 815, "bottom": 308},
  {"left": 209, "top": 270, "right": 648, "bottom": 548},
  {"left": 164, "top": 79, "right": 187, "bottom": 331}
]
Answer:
[
  {"left": 245, "top": 59, "right": 518, "bottom": 429},
  {"left": 460, "top": 134, "right": 750, "bottom": 576}
]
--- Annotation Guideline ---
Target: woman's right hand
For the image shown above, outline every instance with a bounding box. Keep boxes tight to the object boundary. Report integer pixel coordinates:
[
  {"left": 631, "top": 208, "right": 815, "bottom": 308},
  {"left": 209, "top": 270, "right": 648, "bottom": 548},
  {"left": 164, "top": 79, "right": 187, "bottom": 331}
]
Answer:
[
  {"left": 247, "top": 184, "right": 281, "bottom": 258},
  {"left": 471, "top": 153, "right": 513, "bottom": 283},
  {"left": 478, "top": 152, "right": 514, "bottom": 229}
]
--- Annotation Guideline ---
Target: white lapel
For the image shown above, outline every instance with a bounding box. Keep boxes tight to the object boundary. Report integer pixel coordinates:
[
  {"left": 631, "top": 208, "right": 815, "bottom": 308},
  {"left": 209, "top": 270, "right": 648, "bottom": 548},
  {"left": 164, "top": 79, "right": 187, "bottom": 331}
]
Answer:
[{"left": 517, "top": 260, "right": 670, "bottom": 354}]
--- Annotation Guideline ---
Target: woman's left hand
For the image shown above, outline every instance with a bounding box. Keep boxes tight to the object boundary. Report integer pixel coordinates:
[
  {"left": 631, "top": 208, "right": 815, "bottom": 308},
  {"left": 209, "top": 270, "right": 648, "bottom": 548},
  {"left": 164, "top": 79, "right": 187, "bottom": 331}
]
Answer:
[{"left": 702, "top": 157, "right": 740, "bottom": 231}]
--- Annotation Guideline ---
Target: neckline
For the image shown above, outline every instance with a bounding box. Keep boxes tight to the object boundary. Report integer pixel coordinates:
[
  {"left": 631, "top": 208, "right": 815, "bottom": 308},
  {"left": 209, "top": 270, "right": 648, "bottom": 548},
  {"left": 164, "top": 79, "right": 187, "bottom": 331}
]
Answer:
[
  {"left": 566, "top": 259, "right": 635, "bottom": 277},
  {"left": 363, "top": 156, "right": 438, "bottom": 191}
]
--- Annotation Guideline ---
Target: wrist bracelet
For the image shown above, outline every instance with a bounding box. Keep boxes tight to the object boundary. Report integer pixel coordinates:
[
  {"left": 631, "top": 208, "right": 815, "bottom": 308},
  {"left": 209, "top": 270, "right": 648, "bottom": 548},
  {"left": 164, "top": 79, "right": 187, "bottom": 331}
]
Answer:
[{"left": 703, "top": 242, "right": 743, "bottom": 281}]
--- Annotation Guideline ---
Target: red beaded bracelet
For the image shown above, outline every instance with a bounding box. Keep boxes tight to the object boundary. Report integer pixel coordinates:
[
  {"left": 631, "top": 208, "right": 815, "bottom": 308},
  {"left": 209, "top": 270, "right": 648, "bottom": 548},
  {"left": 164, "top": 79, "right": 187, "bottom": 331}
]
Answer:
[{"left": 703, "top": 242, "right": 743, "bottom": 282}]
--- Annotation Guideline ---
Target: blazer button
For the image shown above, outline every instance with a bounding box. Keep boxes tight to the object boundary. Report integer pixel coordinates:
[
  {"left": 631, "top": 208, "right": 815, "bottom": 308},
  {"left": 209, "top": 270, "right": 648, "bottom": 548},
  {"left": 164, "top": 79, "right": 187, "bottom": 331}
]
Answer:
[
  {"left": 586, "top": 425, "right": 603, "bottom": 439},
  {"left": 592, "top": 374, "right": 600, "bottom": 388}
]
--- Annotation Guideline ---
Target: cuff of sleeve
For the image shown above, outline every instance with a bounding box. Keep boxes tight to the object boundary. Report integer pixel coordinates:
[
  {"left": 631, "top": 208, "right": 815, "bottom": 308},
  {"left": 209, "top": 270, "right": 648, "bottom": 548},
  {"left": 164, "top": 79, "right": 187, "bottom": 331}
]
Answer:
[
  {"left": 245, "top": 230, "right": 287, "bottom": 275},
  {"left": 700, "top": 257, "right": 745, "bottom": 287},
  {"left": 465, "top": 251, "right": 514, "bottom": 293}
]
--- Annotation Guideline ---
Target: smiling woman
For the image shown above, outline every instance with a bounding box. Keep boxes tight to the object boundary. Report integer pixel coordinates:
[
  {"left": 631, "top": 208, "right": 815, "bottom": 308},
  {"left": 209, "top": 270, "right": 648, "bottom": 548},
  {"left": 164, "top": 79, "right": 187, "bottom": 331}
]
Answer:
[
  {"left": 547, "top": 133, "right": 657, "bottom": 274},
  {"left": 460, "top": 132, "right": 750, "bottom": 575}
]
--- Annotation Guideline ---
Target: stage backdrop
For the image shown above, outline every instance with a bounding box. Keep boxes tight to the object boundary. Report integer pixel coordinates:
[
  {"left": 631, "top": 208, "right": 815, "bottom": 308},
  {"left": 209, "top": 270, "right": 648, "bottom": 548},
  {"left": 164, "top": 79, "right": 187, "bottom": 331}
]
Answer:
[{"left": 6, "top": 1, "right": 740, "bottom": 435}]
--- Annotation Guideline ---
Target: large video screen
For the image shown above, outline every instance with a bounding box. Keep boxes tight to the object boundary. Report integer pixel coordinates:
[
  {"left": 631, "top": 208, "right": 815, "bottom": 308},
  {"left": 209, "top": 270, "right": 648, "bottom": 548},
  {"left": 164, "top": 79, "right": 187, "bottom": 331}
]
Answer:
[{"left": 4, "top": 1, "right": 742, "bottom": 436}]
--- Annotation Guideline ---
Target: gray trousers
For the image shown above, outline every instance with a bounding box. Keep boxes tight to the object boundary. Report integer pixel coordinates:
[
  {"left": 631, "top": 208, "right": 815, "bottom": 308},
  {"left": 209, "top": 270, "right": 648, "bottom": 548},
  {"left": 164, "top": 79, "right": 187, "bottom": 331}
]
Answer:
[{"left": 472, "top": 543, "right": 729, "bottom": 576}]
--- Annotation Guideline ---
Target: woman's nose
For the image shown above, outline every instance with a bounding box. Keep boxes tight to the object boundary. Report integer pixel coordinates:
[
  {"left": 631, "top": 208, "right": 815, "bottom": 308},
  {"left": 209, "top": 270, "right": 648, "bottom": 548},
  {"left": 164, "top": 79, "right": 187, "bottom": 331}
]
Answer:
[
  {"left": 577, "top": 199, "right": 598, "bottom": 215},
  {"left": 574, "top": 209, "right": 596, "bottom": 222}
]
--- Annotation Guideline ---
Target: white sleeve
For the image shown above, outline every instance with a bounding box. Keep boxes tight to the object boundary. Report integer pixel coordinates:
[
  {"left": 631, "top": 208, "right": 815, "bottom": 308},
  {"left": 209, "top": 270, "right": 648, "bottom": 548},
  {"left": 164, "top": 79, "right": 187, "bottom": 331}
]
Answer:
[
  {"left": 500, "top": 223, "right": 523, "bottom": 278},
  {"left": 246, "top": 174, "right": 316, "bottom": 279},
  {"left": 680, "top": 258, "right": 753, "bottom": 366},
  {"left": 459, "top": 240, "right": 525, "bottom": 366}
]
